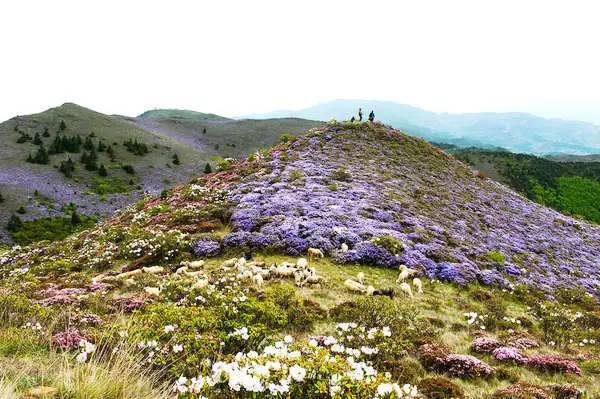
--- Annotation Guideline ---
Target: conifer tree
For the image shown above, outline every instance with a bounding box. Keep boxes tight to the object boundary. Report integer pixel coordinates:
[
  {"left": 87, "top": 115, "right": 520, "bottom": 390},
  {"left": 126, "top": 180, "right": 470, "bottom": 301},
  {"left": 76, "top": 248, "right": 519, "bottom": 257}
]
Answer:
[
  {"left": 59, "top": 120, "right": 67, "bottom": 131},
  {"left": 33, "top": 132, "right": 42, "bottom": 145},
  {"left": 204, "top": 162, "right": 212, "bottom": 174},
  {"left": 71, "top": 210, "right": 81, "bottom": 225},
  {"left": 42, "top": 127, "right": 50, "bottom": 137},
  {"left": 172, "top": 153, "right": 180, "bottom": 165}
]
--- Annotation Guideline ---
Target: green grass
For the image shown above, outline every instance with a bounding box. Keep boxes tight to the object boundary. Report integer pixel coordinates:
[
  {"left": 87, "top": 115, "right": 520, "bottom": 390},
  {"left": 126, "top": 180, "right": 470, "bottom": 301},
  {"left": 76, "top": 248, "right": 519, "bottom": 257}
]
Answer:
[{"left": 91, "top": 176, "right": 131, "bottom": 195}]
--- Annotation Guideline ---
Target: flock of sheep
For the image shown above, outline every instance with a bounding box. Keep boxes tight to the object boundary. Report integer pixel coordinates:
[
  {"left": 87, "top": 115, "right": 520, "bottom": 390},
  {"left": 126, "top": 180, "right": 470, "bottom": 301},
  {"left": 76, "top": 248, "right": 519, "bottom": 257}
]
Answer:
[
  {"left": 220, "top": 246, "right": 424, "bottom": 299},
  {"left": 103, "top": 245, "right": 425, "bottom": 300}
]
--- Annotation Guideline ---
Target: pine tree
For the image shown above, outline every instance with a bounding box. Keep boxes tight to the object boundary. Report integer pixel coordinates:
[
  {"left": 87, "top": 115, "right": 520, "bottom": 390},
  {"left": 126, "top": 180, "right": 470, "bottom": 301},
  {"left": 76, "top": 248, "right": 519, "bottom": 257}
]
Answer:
[
  {"left": 204, "top": 162, "right": 212, "bottom": 174},
  {"left": 16, "top": 206, "right": 26, "bottom": 214},
  {"left": 97, "top": 141, "right": 106, "bottom": 152},
  {"left": 107, "top": 145, "right": 115, "bottom": 161},
  {"left": 84, "top": 147, "right": 98, "bottom": 171},
  {"left": 42, "top": 127, "right": 50, "bottom": 137},
  {"left": 172, "top": 153, "right": 180, "bottom": 165},
  {"left": 84, "top": 136, "right": 95, "bottom": 151},
  {"left": 98, "top": 164, "right": 108, "bottom": 176},
  {"left": 202, "top": 128, "right": 207, "bottom": 134},
  {"left": 26, "top": 154, "right": 34, "bottom": 163},
  {"left": 0, "top": 192, "right": 4, "bottom": 203},
  {"left": 33, "top": 132, "right": 42, "bottom": 145},
  {"left": 59, "top": 120, "right": 67, "bottom": 131},
  {"left": 32, "top": 144, "right": 49, "bottom": 164},
  {"left": 7, "top": 214, "right": 22, "bottom": 232}
]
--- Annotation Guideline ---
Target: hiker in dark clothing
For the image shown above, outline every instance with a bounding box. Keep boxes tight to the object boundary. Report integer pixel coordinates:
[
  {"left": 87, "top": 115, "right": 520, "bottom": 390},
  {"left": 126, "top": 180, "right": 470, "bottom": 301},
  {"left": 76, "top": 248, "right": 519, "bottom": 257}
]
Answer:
[
  {"left": 358, "top": 108, "right": 363, "bottom": 121},
  {"left": 350, "top": 116, "right": 355, "bottom": 123},
  {"left": 368, "top": 110, "right": 375, "bottom": 122}
]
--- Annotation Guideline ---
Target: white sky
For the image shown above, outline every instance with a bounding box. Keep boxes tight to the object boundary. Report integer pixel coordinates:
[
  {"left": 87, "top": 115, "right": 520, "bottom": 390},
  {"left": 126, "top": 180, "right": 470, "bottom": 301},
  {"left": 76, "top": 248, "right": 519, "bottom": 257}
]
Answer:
[{"left": 1, "top": 0, "right": 600, "bottom": 123}]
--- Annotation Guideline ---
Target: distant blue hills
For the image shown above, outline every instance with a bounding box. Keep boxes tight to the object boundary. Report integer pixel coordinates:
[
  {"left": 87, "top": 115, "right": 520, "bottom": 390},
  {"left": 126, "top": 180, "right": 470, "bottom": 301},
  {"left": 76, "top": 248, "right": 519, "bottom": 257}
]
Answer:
[{"left": 245, "top": 99, "right": 600, "bottom": 155}]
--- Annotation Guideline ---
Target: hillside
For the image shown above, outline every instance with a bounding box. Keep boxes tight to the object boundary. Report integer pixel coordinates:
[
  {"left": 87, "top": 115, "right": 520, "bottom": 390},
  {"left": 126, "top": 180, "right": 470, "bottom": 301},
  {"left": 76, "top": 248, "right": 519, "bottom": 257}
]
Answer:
[
  {"left": 451, "top": 148, "right": 600, "bottom": 224},
  {"left": 0, "top": 104, "right": 320, "bottom": 245},
  {"left": 128, "top": 110, "right": 322, "bottom": 158},
  {"left": 1, "top": 122, "right": 599, "bottom": 398},
  {"left": 247, "top": 99, "right": 600, "bottom": 154}
]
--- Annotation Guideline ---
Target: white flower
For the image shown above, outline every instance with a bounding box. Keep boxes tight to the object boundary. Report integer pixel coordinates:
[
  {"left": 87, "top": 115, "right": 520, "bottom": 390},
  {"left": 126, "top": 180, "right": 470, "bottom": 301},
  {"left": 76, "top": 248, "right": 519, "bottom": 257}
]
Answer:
[
  {"left": 76, "top": 351, "right": 88, "bottom": 363},
  {"left": 164, "top": 324, "right": 176, "bottom": 333},
  {"left": 173, "top": 344, "right": 184, "bottom": 353},
  {"left": 288, "top": 364, "right": 307, "bottom": 382},
  {"left": 284, "top": 335, "right": 294, "bottom": 344}
]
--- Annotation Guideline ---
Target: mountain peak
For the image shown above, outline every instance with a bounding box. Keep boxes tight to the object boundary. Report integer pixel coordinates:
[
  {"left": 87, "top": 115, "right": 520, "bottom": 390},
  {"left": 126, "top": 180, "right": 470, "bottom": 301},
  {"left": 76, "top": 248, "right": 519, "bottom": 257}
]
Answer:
[{"left": 137, "top": 109, "right": 230, "bottom": 121}]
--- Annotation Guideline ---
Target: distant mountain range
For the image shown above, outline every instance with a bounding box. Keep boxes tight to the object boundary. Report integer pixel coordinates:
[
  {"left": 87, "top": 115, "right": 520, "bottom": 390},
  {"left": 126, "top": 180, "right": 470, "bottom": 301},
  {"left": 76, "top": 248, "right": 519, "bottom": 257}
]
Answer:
[{"left": 246, "top": 99, "right": 600, "bottom": 155}]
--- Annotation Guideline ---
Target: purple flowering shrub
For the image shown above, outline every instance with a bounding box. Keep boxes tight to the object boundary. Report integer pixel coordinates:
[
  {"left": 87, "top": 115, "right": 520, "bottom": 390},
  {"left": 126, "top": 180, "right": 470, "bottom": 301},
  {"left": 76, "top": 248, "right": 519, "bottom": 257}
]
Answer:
[
  {"left": 419, "top": 343, "right": 494, "bottom": 378},
  {"left": 527, "top": 354, "right": 582, "bottom": 375},
  {"left": 443, "top": 354, "right": 495, "bottom": 378},
  {"left": 471, "top": 336, "right": 503, "bottom": 353},
  {"left": 492, "top": 346, "right": 527, "bottom": 364},
  {"left": 51, "top": 329, "right": 86, "bottom": 350},
  {"left": 192, "top": 239, "right": 221, "bottom": 257}
]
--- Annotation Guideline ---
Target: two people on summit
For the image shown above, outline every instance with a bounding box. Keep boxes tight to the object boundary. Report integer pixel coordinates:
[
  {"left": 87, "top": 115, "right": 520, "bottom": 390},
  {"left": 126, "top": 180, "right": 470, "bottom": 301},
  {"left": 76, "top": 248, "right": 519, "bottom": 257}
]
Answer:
[{"left": 350, "top": 108, "right": 375, "bottom": 123}]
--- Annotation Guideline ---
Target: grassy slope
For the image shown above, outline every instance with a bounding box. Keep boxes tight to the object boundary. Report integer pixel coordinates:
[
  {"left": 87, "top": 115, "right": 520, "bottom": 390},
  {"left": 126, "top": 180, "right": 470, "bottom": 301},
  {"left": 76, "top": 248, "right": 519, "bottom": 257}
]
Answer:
[
  {"left": 0, "top": 122, "right": 599, "bottom": 397},
  {"left": 128, "top": 112, "right": 323, "bottom": 158},
  {"left": 0, "top": 105, "right": 320, "bottom": 244},
  {"left": 451, "top": 148, "right": 600, "bottom": 224}
]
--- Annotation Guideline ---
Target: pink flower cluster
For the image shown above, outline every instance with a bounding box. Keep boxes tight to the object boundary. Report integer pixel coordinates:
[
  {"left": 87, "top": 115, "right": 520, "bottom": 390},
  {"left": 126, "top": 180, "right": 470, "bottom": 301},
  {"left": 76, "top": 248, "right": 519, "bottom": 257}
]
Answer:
[
  {"left": 471, "top": 336, "right": 503, "bottom": 353},
  {"left": 527, "top": 355, "right": 582, "bottom": 375},
  {"left": 492, "top": 346, "right": 527, "bottom": 364},
  {"left": 51, "top": 329, "right": 86, "bottom": 350},
  {"left": 443, "top": 354, "right": 495, "bottom": 378}
]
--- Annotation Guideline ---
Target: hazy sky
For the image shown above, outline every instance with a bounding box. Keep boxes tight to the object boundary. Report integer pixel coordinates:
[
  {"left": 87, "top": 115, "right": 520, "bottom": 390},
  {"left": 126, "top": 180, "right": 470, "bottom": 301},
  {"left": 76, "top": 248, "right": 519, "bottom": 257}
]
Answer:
[{"left": 2, "top": 0, "right": 600, "bottom": 124}]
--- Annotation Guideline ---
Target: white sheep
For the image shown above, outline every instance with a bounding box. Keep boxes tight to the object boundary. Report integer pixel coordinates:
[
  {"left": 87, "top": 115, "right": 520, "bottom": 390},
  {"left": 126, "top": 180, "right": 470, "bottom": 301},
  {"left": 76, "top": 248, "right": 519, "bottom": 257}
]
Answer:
[
  {"left": 399, "top": 282, "right": 413, "bottom": 298},
  {"left": 357, "top": 272, "right": 365, "bottom": 285},
  {"left": 366, "top": 285, "right": 376, "bottom": 295},
  {"left": 396, "top": 265, "right": 417, "bottom": 283},
  {"left": 341, "top": 243, "right": 349, "bottom": 253},
  {"left": 412, "top": 277, "right": 423, "bottom": 294},
  {"left": 344, "top": 279, "right": 366, "bottom": 293},
  {"left": 252, "top": 273, "right": 264, "bottom": 288},
  {"left": 305, "top": 275, "right": 325, "bottom": 285},
  {"left": 193, "top": 278, "right": 209, "bottom": 290},
  {"left": 221, "top": 258, "right": 239, "bottom": 268},
  {"left": 273, "top": 264, "right": 296, "bottom": 278},
  {"left": 187, "top": 260, "right": 205, "bottom": 270},
  {"left": 296, "top": 258, "right": 308, "bottom": 269},
  {"left": 144, "top": 286, "right": 161, "bottom": 297},
  {"left": 307, "top": 247, "right": 324, "bottom": 264}
]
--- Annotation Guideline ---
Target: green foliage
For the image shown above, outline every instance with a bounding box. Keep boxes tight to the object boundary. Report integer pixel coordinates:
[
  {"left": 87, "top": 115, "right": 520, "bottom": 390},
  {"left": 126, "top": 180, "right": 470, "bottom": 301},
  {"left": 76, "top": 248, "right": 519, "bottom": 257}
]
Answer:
[
  {"left": 49, "top": 134, "right": 82, "bottom": 154},
  {"left": 332, "top": 167, "right": 352, "bottom": 181},
  {"left": 16, "top": 206, "right": 26, "bottom": 214},
  {"left": 279, "top": 133, "right": 295, "bottom": 143},
  {"left": 204, "top": 162, "right": 212, "bottom": 174},
  {"left": 6, "top": 214, "right": 22, "bottom": 232},
  {"left": 9, "top": 215, "right": 96, "bottom": 245},
  {"left": 372, "top": 235, "right": 404, "bottom": 255},
  {"left": 59, "top": 158, "right": 76, "bottom": 178},
  {"left": 122, "top": 164, "right": 135, "bottom": 175},
  {"left": 172, "top": 153, "right": 180, "bottom": 165},
  {"left": 27, "top": 143, "right": 50, "bottom": 164},
  {"left": 288, "top": 169, "right": 304, "bottom": 181},
  {"left": 0, "top": 294, "right": 53, "bottom": 328},
  {"left": 91, "top": 177, "right": 130, "bottom": 195},
  {"left": 484, "top": 250, "right": 506, "bottom": 264},
  {"left": 98, "top": 164, "right": 108, "bottom": 177}
]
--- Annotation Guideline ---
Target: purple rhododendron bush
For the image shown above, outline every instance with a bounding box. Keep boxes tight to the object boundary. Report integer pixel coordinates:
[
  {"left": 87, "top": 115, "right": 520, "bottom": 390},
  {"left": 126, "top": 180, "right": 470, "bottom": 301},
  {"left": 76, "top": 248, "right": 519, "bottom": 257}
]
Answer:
[{"left": 1, "top": 121, "right": 600, "bottom": 397}]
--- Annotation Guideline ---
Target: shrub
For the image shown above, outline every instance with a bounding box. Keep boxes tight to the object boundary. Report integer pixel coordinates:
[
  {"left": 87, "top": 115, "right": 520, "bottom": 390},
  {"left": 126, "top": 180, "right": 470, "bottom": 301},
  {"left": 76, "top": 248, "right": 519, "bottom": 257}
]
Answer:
[
  {"left": 417, "top": 377, "right": 464, "bottom": 399},
  {"left": 492, "top": 383, "right": 551, "bottom": 399},
  {"left": 550, "top": 384, "right": 582, "bottom": 399},
  {"left": 485, "top": 250, "right": 506, "bottom": 264},
  {"left": 383, "top": 357, "right": 425, "bottom": 384},
  {"left": 471, "top": 336, "right": 503, "bottom": 353},
  {"left": 332, "top": 167, "right": 352, "bottom": 181},
  {"left": 372, "top": 235, "right": 404, "bottom": 255},
  {"left": 192, "top": 239, "right": 221, "bottom": 257},
  {"left": 492, "top": 346, "right": 527, "bottom": 364},
  {"left": 443, "top": 354, "right": 494, "bottom": 378},
  {"left": 527, "top": 355, "right": 581, "bottom": 375}
]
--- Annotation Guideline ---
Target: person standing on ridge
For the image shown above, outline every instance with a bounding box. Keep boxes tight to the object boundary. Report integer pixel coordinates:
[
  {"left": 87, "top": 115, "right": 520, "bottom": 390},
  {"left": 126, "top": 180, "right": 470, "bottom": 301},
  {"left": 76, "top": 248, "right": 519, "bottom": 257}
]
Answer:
[
  {"left": 358, "top": 108, "right": 363, "bottom": 121},
  {"left": 368, "top": 110, "right": 375, "bottom": 122},
  {"left": 350, "top": 116, "right": 355, "bottom": 123}
]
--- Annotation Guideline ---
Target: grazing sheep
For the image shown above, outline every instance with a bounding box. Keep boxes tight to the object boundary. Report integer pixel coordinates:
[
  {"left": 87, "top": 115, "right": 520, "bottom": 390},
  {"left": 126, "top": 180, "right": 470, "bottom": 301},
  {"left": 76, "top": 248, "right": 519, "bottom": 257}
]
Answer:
[
  {"left": 396, "top": 265, "right": 417, "bottom": 283},
  {"left": 344, "top": 279, "right": 366, "bottom": 293},
  {"left": 221, "top": 258, "right": 239, "bottom": 268},
  {"left": 357, "top": 272, "right": 365, "bottom": 285},
  {"left": 273, "top": 263, "right": 296, "bottom": 278},
  {"left": 144, "top": 286, "right": 161, "bottom": 297},
  {"left": 237, "top": 270, "right": 254, "bottom": 281},
  {"left": 399, "top": 282, "right": 413, "bottom": 298},
  {"left": 187, "top": 260, "right": 204, "bottom": 270},
  {"left": 252, "top": 273, "right": 264, "bottom": 288},
  {"left": 341, "top": 243, "right": 349, "bottom": 253},
  {"left": 305, "top": 275, "right": 325, "bottom": 285},
  {"left": 412, "top": 277, "right": 423, "bottom": 294},
  {"left": 175, "top": 266, "right": 189, "bottom": 275},
  {"left": 307, "top": 247, "right": 325, "bottom": 264},
  {"left": 185, "top": 271, "right": 203, "bottom": 278},
  {"left": 366, "top": 285, "right": 375, "bottom": 295},
  {"left": 372, "top": 288, "right": 395, "bottom": 299},
  {"left": 294, "top": 269, "right": 306, "bottom": 287},
  {"left": 296, "top": 258, "right": 308, "bottom": 269},
  {"left": 142, "top": 266, "right": 164, "bottom": 275}
]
